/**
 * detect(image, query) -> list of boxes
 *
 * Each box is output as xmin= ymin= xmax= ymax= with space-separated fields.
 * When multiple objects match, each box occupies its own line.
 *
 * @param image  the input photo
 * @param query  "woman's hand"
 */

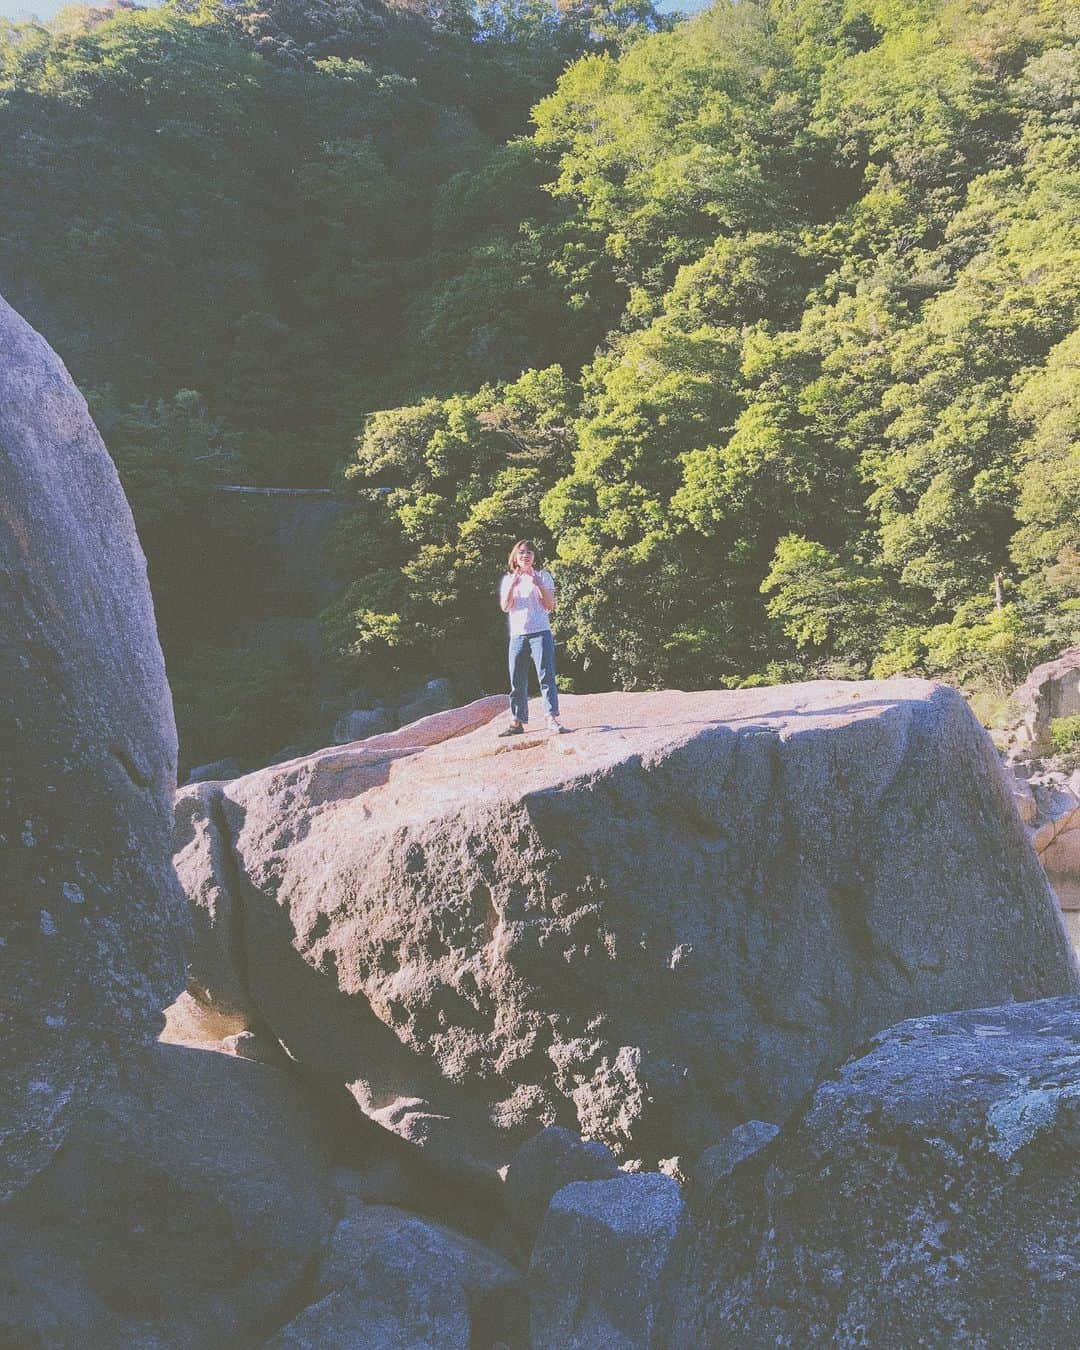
xmin=501 ymin=570 xmax=522 ymax=612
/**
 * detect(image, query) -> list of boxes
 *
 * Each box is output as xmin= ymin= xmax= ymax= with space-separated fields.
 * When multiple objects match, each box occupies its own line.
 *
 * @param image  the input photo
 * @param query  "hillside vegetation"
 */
xmin=2 ymin=0 xmax=1077 ymax=749
xmin=328 ymin=0 xmax=1079 ymax=701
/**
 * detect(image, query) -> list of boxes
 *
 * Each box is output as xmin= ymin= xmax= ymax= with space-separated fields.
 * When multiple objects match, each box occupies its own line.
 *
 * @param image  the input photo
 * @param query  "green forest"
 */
xmin=2 ymin=0 xmax=1077 ymax=761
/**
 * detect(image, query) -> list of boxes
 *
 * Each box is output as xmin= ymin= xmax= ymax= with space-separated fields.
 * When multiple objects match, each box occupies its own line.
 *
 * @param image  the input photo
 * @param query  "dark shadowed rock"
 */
xmin=0 ymin=1043 xmax=334 ymax=1348
xmin=0 ymin=293 xmax=187 ymax=1200
xmin=664 ymin=996 xmax=1080 ymax=1348
xmin=186 ymin=757 xmax=242 ymax=785
xmin=332 ymin=707 xmax=393 ymax=745
xmin=267 ymin=1202 xmax=524 ymax=1348
xmin=174 ymin=682 xmax=1078 ymax=1176
xmin=530 ymin=1173 xmax=685 ymax=1349
xmin=504 ymin=1125 xmax=620 ymax=1255
xmin=173 ymin=781 xmax=253 ymax=1021
xmin=397 ymin=677 xmax=455 ymax=727
xmin=689 ymin=1121 xmax=779 ymax=1201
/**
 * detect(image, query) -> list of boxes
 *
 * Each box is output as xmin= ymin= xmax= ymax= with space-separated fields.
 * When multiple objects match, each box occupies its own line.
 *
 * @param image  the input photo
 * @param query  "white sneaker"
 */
xmin=546 ymin=716 xmax=569 ymax=734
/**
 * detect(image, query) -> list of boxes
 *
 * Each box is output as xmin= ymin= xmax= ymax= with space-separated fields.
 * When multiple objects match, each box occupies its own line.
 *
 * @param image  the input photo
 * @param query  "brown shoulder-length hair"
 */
xmin=507 ymin=539 xmax=539 ymax=571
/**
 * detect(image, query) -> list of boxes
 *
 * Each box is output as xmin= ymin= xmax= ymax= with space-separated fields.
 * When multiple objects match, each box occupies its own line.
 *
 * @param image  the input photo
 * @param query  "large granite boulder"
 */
xmin=0 ymin=294 xmax=187 ymax=1200
xmin=0 ymin=1044 xmax=334 ymax=1348
xmin=663 ymin=996 xmax=1080 ymax=1348
xmin=175 ymin=682 xmax=1079 ymax=1173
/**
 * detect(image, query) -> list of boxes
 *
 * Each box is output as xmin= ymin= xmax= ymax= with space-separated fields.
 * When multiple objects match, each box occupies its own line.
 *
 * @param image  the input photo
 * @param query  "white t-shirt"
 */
xmin=500 ymin=570 xmax=554 ymax=638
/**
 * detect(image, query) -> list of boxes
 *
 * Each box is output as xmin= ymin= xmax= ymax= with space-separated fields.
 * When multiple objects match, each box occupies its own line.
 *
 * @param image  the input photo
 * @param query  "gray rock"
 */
xmin=1010 ymin=771 xmax=1038 ymax=824
xmin=267 ymin=1204 xmax=524 ymax=1348
xmin=530 ymin=1173 xmax=685 ymax=1349
xmin=397 ymin=677 xmax=455 ymax=726
xmin=689 ymin=1120 xmax=779 ymax=1199
xmin=0 ymin=1043 xmax=334 ymax=1348
xmin=0 ymin=292 xmax=188 ymax=1200
xmin=186 ymin=757 xmax=242 ymax=784
xmin=173 ymin=781 xmax=253 ymax=1021
xmin=180 ymin=697 xmax=514 ymax=1178
xmin=332 ymin=1159 xmax=417 ymax=1211
xmin=504 ymin=1125 xmax=620 ymax=1255
xmin=174 ymin=683 xmax=1079 ymax=1177
xmin=664 ymin=996 xmax=1080 ymax=1348
xmin=1014 ymin=646 xmax=1080 ymax=751
xmin=332 ymin=707 xmax=394 ymax=744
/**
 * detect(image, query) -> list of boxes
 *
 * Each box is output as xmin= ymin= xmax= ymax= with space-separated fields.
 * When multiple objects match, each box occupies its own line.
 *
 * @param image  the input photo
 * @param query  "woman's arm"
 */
xmin=500 ymin=573 xmax=519 ymax=613
xmin=536 ymin=570 xmax=556 ymax=612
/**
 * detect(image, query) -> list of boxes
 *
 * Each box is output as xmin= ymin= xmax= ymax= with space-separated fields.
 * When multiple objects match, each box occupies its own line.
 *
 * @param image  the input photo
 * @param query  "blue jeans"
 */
xmin=509 ymin=630 xmax=559 ymax=723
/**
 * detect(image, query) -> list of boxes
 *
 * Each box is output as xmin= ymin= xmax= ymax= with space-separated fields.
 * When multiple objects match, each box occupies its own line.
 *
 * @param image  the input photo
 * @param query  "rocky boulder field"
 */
xmin=4 ymin=293 xmax=1080 ymax=1347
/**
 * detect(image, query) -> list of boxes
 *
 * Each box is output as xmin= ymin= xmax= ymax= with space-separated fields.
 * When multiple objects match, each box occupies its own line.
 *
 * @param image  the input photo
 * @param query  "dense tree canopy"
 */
xmin=2 ymin=0 xmax=1077 ymax=763
xmin=332 ymin=0 xmax=1078 ymax=702
xmin=0 ymin=0 xmax=663 ymax=488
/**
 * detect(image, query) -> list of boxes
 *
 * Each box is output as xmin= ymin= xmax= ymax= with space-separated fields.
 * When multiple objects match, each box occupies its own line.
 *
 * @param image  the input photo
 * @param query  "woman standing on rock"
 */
xmin=498 ymin=540 xmax=568 ymax=735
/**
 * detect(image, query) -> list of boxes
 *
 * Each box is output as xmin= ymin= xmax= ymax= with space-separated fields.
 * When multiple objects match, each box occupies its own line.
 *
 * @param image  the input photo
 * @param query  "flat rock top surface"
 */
xmin=244 ymin=680 xmax=943 ymax=826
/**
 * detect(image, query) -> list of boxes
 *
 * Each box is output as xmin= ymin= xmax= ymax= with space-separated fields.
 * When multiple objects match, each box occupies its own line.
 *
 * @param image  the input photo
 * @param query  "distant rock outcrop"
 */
xmin=0 ymin=293 xmax=188 ymax=1200
xmin=663 ymin=996 xmax=1080 ymax=1347
xmin=1014 ymin=646 xmax=1080 ymax=754
xmin=174 ymin=681 xmax=1079 ymax=1176
xmin=999 ymin=648 xmax=1080 ymax=949
xmin=1028 ymin=770 xmax=1080 ymax=922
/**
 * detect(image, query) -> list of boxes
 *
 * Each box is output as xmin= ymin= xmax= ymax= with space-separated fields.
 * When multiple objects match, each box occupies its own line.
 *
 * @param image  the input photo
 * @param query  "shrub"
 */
xmin=1049 ymin=715 xmax=1080 ymax=756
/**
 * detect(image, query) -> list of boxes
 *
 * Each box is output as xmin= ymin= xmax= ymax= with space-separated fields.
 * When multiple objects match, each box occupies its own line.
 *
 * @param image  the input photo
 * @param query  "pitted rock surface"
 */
xmin=663 ymin=996 xmax=1080 ymax=1348
xmin=176 ymin=682 xmax=1079 ymax=1171
xmin=0 ymin=293 xmax=187 ymax=1200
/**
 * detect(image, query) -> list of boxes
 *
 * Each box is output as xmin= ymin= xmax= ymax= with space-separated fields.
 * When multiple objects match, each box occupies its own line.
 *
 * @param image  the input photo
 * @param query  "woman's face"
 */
xmin=515 ymin=545 xmax=535 ymax=570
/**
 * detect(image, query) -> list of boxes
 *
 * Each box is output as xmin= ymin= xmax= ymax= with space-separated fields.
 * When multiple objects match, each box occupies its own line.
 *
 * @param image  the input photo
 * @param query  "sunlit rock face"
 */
xmin=174 ymin=681 xmax=1078 ymax=1175
xmin=0 ymin=292 xmax=188 ymax=1201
